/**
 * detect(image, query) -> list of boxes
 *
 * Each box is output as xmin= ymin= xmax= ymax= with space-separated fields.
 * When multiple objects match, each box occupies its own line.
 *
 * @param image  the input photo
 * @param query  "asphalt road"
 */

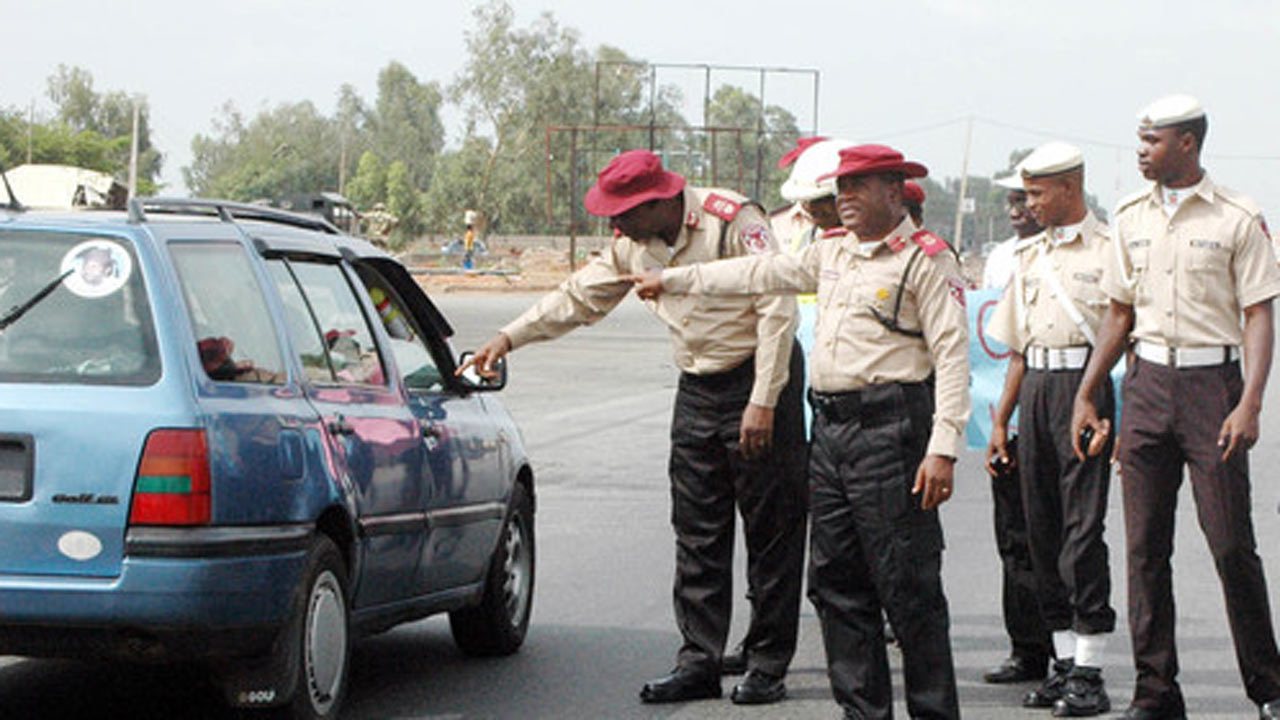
xmin=3 ymin=290 xmax=1280 ymax=719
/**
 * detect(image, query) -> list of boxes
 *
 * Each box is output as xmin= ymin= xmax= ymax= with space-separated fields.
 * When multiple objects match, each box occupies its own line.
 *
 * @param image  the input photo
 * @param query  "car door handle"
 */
xmin=328 ymin=415 xmax=355 ymax=436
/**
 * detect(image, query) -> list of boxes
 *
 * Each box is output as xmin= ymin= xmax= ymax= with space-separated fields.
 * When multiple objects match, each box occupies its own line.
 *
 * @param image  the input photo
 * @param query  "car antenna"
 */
xmin=0 ymin=158 xmax=24 ymax=211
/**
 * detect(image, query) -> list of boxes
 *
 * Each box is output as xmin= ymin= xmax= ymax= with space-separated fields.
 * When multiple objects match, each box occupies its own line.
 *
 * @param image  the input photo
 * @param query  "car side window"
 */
xmin=282 ymin=260 xmax=386 ymax=387
xmin=169 ymin=243 xmax=285 ymax=384
xmin=353 ymin=266 xmax=444 ymax=392
xmin=265 ymin=260 xmax=334 ymax=384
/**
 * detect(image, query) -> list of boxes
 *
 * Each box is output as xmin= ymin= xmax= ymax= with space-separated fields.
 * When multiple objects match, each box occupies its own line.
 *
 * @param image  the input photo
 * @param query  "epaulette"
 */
xmin=910 ymin=229 xmax=951 ymax=257
xmin=1114 ymin=185 xmax=1152 ymax=215
xmin=702 ymin=193 xmax=742 ymax=222
xmin=821 ymin=227 xmax=849 ymax=240
xmin=1213 ymin=184 xmax=1263 ymax=218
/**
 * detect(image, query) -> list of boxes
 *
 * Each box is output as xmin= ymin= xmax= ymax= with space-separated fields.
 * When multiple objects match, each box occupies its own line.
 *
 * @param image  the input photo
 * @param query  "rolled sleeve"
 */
xmin=986 ymin=281 xmax=1024 ymax=352
xmin=1235 ymin=215 xmax=1280 ymax=309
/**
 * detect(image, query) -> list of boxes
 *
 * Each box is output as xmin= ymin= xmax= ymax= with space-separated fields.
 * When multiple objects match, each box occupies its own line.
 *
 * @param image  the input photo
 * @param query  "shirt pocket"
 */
xmin=1185 ymin=239 xmax=1230 ymax=302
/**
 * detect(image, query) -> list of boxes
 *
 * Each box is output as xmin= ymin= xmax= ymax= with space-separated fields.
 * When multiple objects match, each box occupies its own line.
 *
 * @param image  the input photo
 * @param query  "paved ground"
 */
xmin=3 ymin=290 xmax=1279 ymax=719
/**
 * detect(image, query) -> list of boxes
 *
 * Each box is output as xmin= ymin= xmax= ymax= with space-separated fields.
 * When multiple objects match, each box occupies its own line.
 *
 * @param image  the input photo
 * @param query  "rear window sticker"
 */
xmin=60 ymin=239 xmax=132 ymax=298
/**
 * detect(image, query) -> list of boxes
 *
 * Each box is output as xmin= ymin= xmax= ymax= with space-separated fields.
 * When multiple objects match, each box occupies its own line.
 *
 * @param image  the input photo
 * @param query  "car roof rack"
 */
xmin=128 ymin=197 xmax=340 ymax=234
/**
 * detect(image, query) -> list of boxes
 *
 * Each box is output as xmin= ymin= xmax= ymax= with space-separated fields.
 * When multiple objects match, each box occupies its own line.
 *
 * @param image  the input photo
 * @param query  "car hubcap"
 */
xmin=305 ymin=570 xmax=347 ymax=714
xmin=502 ymin=516 xmax=531 ymax=629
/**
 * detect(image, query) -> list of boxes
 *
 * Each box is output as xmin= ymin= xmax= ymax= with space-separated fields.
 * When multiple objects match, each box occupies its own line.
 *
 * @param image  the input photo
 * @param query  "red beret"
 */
xmin=583 ymin=150 xmax=686 ymax=217
xmin=777 ymin=136 xmax=830 ymax=169
xmin=819 ymin=144 xmax=928 ymax=182
xmin=903 ymin=181 xmax=926 ymax=206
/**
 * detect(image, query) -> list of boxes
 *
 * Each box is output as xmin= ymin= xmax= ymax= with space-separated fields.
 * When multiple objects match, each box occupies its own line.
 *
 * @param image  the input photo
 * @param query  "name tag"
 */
xmin=820 ymin=269 xmax=841 ymax=281
xmin=1128 ymin=239 xmax=1151 ymax=249
xmin=1072 ymin=271 xmax=1101 ymax=284
xmin=1189 ymin=239 xmax=1223 ymax=250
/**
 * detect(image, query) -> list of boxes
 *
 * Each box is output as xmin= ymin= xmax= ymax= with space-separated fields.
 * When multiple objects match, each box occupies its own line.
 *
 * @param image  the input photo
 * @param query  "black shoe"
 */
xmin=984 ymin=655 xmax=1049 ymax=684
xmin=721 ymin=646 xmax=748 ymax=675
xmin=1023 ymin=659 xmax=1074 ymax=708
xmin=1121 ymin=704 xmax=1186 ymax=720
xmin=1052 ymin=666 xmax=1110 ymax=717
xmin=1261 ymin=698 xmax=1280 ymax=720
xmin=639 ymin=668 xmax=721 ymax=703
xmin=730 ymin=669 xmax=786 ymax=705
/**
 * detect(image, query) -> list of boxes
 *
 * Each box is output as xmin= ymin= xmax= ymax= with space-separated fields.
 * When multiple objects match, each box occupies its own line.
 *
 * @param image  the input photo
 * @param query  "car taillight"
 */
xmin=129 ymin=429 xmax=212 ymax=526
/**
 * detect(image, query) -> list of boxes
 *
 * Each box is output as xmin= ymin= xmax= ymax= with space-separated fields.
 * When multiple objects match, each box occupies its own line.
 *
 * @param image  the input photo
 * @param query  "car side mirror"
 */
xmin=457 ymin=351 xmax=507 ymax=391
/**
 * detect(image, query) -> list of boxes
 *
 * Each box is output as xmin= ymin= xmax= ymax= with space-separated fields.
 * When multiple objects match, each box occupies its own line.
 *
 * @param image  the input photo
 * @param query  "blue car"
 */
xmin=0 ymin=198 xmax=535 ymax=719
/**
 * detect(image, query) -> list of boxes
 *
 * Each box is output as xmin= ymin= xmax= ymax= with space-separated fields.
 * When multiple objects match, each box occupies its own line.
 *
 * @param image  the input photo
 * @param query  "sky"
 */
xmin=5 ymin=0 xmax=1280 ymax=243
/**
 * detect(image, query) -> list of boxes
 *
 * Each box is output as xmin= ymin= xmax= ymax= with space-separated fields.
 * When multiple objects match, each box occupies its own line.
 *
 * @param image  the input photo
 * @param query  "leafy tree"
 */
xmin=345 ymin=151 xmax=387 ymax=210
xmin=369 ymin=62 xmax=444 ymax=191
xmin=705 ymin=85 xmax=799 ymax=210
xmin=45 ymin=65 xmax=162 ymax=193
xmin=384 ymin=159 xmax=423 ymax=244
xmin=184 ymin=100 xmax=341 ymax=201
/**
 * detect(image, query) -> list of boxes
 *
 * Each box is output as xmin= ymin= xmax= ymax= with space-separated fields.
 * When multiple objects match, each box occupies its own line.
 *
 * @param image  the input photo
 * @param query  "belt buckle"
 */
xmin=1167 ymin=346 xmax=1177 ymax=368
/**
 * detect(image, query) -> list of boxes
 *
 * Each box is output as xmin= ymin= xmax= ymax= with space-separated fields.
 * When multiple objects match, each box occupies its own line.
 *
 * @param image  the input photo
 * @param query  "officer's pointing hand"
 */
xmin=456 ymin=333 xmax=511 ymax=379
xmin=626 ymin=269 xmax=665 ymax=301
xmin=913 ymin=454 xmax=955 ymax=510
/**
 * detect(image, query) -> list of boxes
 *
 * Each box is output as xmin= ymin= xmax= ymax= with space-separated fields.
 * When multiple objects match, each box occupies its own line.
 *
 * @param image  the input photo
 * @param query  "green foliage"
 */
xmin=184 ymin=101 xmax=341 ymax=201
xmin=705 ymin=85 xmax=799 ymax=210
xmin=371 ymin=62 xmax=444 ymax=190
xmin=345 ymin=151 xmax=386 ymax=209
xmin=384 ymin=160 xmax=422 ymax=245
xmin=44 ymin=64 xmax=162 ymax=191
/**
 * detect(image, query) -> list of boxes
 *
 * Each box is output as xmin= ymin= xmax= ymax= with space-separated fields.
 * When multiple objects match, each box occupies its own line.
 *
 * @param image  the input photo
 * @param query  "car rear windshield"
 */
xmin=0 ymin=229 xmax=159 ymax=385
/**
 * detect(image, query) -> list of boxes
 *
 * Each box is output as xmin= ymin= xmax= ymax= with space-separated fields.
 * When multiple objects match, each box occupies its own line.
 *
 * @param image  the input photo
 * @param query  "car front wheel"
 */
xmin=449 ymin=483 xmax=534 ymax=656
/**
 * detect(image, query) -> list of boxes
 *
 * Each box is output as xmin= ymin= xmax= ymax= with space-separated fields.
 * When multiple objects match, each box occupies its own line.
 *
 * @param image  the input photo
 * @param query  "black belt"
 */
xmin=809 ymin=379 xmax=931 ymax=423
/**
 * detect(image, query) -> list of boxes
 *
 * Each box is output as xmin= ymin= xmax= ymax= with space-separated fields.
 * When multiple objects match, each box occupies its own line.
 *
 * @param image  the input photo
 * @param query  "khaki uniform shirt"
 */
xmin=501 ymin=186 xmax=797 ymax=408
xmin=1101 ymin=174 xmax=1280 ymax=346
xmin=989 ymin=213 xmax=1110 ymax=352
xmin=662 ymin=215 xmax=970 ymax=458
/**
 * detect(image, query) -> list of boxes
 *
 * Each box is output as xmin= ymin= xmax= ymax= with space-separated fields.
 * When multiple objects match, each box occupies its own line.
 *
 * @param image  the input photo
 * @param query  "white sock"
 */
xmin=1074 ymin=632 xmax=1108 ymax=669
xmin=1053 ymin=630 xmax=1077 ymax=661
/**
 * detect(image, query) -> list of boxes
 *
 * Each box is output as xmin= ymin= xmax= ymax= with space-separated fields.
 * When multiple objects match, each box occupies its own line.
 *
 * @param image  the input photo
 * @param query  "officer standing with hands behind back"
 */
xmin=1072 ymin=94 xmax=1280 ymax=720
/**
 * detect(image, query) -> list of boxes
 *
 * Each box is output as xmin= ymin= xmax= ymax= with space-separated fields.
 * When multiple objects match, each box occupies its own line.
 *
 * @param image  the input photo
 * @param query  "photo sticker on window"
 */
xmin=60 ymin=240 xmax=132 ymax=298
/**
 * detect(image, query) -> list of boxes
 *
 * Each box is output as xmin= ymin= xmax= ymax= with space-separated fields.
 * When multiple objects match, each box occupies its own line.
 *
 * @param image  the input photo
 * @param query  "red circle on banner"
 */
xmin=977 ymin=298 xmax=1013 ymax=360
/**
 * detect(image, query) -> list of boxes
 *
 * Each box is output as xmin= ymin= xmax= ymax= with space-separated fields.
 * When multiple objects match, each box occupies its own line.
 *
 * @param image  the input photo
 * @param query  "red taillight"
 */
xmin=129 ymin=429 xmax=212 ymax=526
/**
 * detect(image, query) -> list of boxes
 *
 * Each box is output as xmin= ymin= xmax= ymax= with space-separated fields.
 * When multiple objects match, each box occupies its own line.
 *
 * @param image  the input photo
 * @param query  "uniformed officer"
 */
xmin=461 ymin=150 xmax=807 ymax=706
xmin=986 ymin=142 xmax=1116 ymax=717
xmin=719 ymin=136 xmax=850 ymax=677
xmin=632 ymin=143 xmax=969 ymax=720
xmin=1071 ymin=95 xmax=1280 ymax=720
xmin=980 ymin=162 xmax=1054 ymax=689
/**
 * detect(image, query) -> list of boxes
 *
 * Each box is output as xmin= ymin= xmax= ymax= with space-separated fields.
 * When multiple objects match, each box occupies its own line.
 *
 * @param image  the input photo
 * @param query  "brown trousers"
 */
xmin=1120 ymin=357 xmax=1280 ymax=711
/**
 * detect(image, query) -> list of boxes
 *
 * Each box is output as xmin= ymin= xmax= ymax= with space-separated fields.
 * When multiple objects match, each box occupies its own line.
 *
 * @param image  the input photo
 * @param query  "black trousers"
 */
xmin=808 ymin=380 xmax=959 ymax=720
xmin=1120 ymin=358 xmax=1280 ymax=711
xmin=990 ymin=437 xmax=1052 ymax=663
xmin=669 ymin=340 xmax=807 ymax=677
xmin=1017 ymin=368 xmax=1116 ymax=636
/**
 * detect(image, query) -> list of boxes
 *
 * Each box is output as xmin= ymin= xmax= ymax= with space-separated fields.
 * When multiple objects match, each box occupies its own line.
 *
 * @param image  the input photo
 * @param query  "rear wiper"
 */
xmin=0 ymin=269 xmax=73 ymax=331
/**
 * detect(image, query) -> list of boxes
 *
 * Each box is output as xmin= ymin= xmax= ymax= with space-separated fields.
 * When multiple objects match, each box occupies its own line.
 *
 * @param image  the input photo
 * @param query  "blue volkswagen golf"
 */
xmin=0 ymin=198 xmax=535 ymax=719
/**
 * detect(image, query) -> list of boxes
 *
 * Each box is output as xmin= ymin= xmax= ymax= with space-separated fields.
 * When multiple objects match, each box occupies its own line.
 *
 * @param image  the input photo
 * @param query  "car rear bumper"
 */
xmin=0 ymin=524 xmax=312 ymax=661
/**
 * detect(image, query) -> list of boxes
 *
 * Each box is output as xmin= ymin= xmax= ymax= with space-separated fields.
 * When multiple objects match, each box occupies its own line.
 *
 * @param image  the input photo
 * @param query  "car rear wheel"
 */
xmin=449 ymin=483 xmax=534 ymax=656
xmin=274 ymin=536 xmax=350 ymax=720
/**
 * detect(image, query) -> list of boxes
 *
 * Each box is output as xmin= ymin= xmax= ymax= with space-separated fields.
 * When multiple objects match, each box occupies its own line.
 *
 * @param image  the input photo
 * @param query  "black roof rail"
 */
xmin=128 ymin=197 xmax=341 ymax=234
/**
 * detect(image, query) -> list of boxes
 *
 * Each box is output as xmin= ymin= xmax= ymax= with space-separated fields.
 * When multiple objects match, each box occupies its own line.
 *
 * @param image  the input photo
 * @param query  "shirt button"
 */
xmin=1165 ymin=310 xmax=1173 ymax=317
xmin=1165 ymin=268 xmax=1173 ymax=275
xmin=1168 ymin=225 xmax=1175 ymax=232
xmin=681 ymin=317 xmax=689 ymax=326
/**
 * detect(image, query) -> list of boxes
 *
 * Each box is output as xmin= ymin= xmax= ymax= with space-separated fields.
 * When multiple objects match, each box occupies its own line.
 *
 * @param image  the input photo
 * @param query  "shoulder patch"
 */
xmin=821 ymin=226 xmax=849 ymax=240
xmin=740 ymin=223 xmax=772 ymax=254
xmin=885 ymin=234 xmax=909 ymax=253
xmin=702 ymin=193 xmax=742 ymax=222
xmin=911 ymin=229 xmax=951 ymax=257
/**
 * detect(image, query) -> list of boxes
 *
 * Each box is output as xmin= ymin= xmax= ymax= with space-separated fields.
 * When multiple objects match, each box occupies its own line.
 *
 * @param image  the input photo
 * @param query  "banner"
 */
xmin=964 ymin=288 xmax=1123 ymax=450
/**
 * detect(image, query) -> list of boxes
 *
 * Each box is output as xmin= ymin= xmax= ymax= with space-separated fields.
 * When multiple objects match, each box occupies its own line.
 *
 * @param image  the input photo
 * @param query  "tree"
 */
xmin=345 ymin=151 xmax=386 ymax=210
xmin=369 ymin=62 xmax=444 ymax=191
xmin=384 ymin=160 xmax=423 ymax=244
xmin=184 ymin=100 xmax=341 ymax=201
xmin=45 ymin=65 xmax=162 ymax=193
xmin=705 ymin=85 xmax=800 ymax=210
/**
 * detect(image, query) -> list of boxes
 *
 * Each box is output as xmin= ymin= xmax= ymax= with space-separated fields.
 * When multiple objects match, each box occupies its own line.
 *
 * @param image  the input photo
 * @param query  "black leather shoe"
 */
xmin=1260 ymin=698 xmax=1280 ymax=719
xmin=721 ymin=645 xmax=747 ymax=675
xmin=730 ymin=669 xmax=786 ymax=705
xmin=1052 ymin=666 xmax=1109 ymax=717
xmin=1024 ymin=658 xmax=1074 ymax=708
xmin=984 ymin=655 xmax=1049 ymax=684
xmin=639 ymin=668 xmax=721 ymax=703
xmin=1121 ymin=704 xmax=1186 ymax=720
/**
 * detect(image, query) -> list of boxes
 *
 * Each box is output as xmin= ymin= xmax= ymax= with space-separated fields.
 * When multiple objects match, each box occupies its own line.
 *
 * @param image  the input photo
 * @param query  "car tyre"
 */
xmin=269 ymin=536 xmax=351 ymax=720
xmin=449 ymin=483 xmax=534 ymax=656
